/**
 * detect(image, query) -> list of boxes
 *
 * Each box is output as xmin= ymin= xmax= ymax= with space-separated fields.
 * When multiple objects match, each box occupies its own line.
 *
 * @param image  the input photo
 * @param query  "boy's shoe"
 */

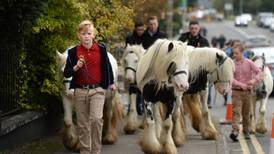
xmin=229 ymin=133 xmax=239 ymax=142
xmin=243 ymin=132 xmax=251 ymax=140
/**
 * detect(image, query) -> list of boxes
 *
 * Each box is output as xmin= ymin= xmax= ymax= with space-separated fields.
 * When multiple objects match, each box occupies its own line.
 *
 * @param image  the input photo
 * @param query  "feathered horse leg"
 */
xmin=62 ymin=92 xmax=80 ymax=151
xmin=123 ymin=93 xmax=139 ymax=134
xmin=102 ymin=89 xmax=123 ymax=144
xmin=139 ymin=102 xmax=162 ymax=154
xmin=199 ymin=90 xmax=218 ymax=140
xmin=256 ymin=97 xmax=268 ymax=134
xmin=172 ymin=93 xmax=186 ymax=147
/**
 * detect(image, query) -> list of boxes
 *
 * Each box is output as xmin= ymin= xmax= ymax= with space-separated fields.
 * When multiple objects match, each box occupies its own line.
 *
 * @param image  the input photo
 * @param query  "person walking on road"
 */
xmin=211 ymin=36 xmax=218 ymax=47
xmin=218 ymin=34 xmax=226 ymax=49
xmin=124 ymin=21 xmax=145 ymax=115
xmin=64 ymin=20 xmax=115 ymax=154
xmin=178 ymin=20 xmax=209 ymax=47
xmin=178 ymin=20 xmax=212 ymax=108
xmin=125 ymin=21 xmax=145 ymax=47
xmin=229 ymin=43 xmax=262 ymax=142
xmin=142 ymin=16 xmax=167 ymax=49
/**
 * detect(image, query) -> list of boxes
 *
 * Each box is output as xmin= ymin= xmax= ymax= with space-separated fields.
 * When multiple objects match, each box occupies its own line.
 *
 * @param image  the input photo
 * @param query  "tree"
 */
xmin=1 ymin=0 xmax=134 ymax=110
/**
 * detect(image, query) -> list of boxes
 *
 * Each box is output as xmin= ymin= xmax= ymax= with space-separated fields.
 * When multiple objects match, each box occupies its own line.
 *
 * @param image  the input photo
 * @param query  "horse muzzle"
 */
xmin=176 ymin=82 xmax=189 ymax=92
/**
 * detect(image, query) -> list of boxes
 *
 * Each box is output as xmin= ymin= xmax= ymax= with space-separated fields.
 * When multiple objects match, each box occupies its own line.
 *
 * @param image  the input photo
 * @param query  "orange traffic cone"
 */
xmin=220 ymin=92 xmax=232 ymax=125
xmin=270 ymin=113 xmax=274 ymax=154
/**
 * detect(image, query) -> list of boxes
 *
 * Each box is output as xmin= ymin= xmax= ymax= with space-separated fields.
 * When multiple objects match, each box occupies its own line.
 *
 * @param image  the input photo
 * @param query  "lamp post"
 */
xmin=181 ymin=0 xmax=187 ymax=28
xmin=167 ymin=0 xmax=174 ymax=38
xmin=240 ymin=0 xmax=243 ymax=14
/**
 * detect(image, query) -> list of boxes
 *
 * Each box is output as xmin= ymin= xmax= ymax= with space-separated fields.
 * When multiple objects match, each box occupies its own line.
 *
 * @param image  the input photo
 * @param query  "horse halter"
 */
xmin=210 ymin=56 xmax=230 ymax=85
xmin=167 ymin=62 xmax=188 ymax=83
xmin=63 ymin=79 xmax=72 ymax=84
xmin=124 ymin=51 xmax=138 ymax=73
xmin=125 ymin=66 xmax=136 ymax=73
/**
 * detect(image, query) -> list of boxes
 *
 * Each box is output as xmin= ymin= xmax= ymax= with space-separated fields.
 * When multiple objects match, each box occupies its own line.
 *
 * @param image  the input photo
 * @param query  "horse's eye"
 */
xmin=134 ymin=59 xmax=138 ymax=63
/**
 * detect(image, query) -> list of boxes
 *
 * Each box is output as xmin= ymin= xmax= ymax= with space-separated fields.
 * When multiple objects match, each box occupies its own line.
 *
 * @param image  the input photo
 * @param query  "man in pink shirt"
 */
xmin=230 ymin=43 xmax=262 ymax=142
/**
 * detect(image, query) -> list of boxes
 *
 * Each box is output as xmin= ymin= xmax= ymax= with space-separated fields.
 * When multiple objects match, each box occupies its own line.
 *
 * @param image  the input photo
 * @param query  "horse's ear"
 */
xmin=216 ymin=53 xmax=225 ymax=65
xmin=168 ymin=42 xmax=174 ymax=52
xmin=56 ymin=50 xmax=62 ymax=59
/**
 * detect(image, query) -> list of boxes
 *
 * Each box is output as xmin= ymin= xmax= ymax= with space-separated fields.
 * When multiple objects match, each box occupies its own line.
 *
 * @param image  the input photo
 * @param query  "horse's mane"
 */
xmin=56 ymin=50 xmax=68 ymax=81
xmin=188 ymin=47 xmax=234 ymax=83
xmin=107 ymin=52 xmax=119 ymax=83
xmin=121 ymin=44 xmax=144 ymax=67
xmin=137 ymin=39 xmax=188 ymax=89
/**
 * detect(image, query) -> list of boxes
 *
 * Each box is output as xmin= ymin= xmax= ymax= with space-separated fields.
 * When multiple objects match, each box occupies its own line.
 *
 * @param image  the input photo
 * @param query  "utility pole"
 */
xmin=240 ymin=0 xmax=243 ymax=14
xmin=167 ymin=0 xmax=173 ymax=38
xmin=181 ymin=0 xmax=187 ymax=30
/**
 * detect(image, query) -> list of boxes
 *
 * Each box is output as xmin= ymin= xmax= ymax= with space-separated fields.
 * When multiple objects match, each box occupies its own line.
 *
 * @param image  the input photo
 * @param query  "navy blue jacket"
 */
xmin=178 ymin=32 xmax=209 ymax=47
xmin=64 ymin=44 xmax=114 ymax=89
xmin=142 ymin=29 xmax=167 ymax=49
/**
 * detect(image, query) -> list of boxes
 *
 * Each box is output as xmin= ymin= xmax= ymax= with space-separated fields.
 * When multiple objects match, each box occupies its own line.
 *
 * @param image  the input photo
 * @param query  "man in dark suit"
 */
xmin=142 ymin=16 xmax=167 ymax=49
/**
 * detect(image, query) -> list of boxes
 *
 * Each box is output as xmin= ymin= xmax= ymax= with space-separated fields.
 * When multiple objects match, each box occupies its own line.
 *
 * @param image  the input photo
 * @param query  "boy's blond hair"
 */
xmin=77 ymin=20 xmax=97 ymax=36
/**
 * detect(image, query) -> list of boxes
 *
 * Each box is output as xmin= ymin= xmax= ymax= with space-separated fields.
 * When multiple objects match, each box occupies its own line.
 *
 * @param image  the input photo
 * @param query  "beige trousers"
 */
xmin=74 ymin=87 xmax=106 ymax=154
xmin=232 ymin=89 xmax=253 ymax=134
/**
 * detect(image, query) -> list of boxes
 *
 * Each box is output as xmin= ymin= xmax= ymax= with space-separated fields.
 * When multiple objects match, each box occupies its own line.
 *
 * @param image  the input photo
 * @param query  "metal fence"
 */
xmin=0 ymin=46 xmax=20 ymax=117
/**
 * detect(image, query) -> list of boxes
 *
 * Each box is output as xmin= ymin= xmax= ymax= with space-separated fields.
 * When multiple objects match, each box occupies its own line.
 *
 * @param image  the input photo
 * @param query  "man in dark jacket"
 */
xmin=142 ymin=16 xmax=167 ymax=49
xmin=178 ymin=21 xmax=212 ymax=108
xmin=178 ymin=21 xmax=209 ymax=47
xmin=125 ymin=21 xmax=145 ymax=46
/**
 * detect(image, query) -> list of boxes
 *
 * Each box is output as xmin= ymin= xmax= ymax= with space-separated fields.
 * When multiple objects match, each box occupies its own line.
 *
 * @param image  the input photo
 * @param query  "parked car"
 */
xmin=234 ymin=15 xmax=248 ymax=27
xmin=270 ymin=23 xmax=274 ymax=32
xmin=247 ymin=47 xmax=274 ymax=89
xmin=261 ymin=17 xmax=274 ymax=28
xmin=241 ymin=13 xmax=253 ymax=22
xmin=257 ymin=12 xmax=274 ymax=27
xmin=244 ymin=35 xmax=271 ymax=48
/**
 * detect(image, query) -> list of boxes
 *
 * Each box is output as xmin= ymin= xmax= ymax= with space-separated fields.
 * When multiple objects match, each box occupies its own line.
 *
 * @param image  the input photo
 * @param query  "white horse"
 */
xmin=182 ymin=47 xmax=235 ymax=140
xmin=137 ymin=39 xmax=190 ymax=154
xmin=56 ymin=48 xmax=123 ymax=151
xmin=250 ymin=54 xmax=273 ymax=134
xmin=121 ymin=44 xmax=146 ymax=134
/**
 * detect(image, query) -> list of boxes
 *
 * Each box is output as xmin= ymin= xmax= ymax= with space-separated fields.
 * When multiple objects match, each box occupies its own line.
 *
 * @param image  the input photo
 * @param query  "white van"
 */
xmin=248 ymin=47 xmax=274 ymax=80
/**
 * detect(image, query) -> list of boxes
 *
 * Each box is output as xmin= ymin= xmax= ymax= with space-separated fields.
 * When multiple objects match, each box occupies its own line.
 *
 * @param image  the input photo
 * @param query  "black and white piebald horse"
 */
xmin=182 ymin=46 xmax=235 ymax=140
xmin=250 ymin=54 xmax=273 ymax=134
xmin=136 ymin=39 xmax=190 ymax=154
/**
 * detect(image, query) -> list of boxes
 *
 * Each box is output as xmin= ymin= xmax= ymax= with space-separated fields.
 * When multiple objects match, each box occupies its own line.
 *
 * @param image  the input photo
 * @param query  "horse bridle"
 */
xmin=125 ymin=66 xmax=136 ymax=73
xmin=124 ymin=51 xmax=138 ymax=73
xmin=63 ymin=79 xmax=72 ymax=84
xmin=209 ymin=56 xmax=230 ymax=85
xmin=167 ymin=61 xmax=188 ymax=83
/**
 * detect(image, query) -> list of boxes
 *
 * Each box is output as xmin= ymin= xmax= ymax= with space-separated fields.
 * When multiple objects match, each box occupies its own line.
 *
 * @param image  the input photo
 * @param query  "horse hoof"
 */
xmin=124 ymin=129 xmax=136 ymax=134
xmin=102 ymin=139 xmax=115 ymax=145
xmin=163 ymin=143 xmax=177 ymax=154
xmin=256 ymin=127 xmax=267 ymax=134
xmin=124 ymin=125 xmax=137 ymax=134
xmin=102 ymin=133 xmax=117 ymax=145
xmin=201 ymin=129 xmax=218 ymax=140
xmin=139 ymin=122 xmax=145 ymax=129
xmin=250 ymin=129 xmax=256 ymax=134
